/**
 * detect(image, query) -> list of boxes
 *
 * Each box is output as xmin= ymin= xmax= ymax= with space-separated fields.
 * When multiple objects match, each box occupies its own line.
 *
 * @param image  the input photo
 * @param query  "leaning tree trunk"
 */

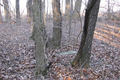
xmin=32 ymin=0 xmax=47 ymax=75
xmin=3 ymin=0 xmax=10 ymax=22
xmin=71 ymin=0 xmax=101 ymax=69
xmin=16 ymin=0 xmax=20 ymax=23
xmin=52 ymin=0 xmax=62 ymax=48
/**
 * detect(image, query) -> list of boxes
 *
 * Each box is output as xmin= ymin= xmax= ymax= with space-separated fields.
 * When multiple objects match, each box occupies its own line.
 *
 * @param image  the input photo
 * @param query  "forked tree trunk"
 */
xmin=16 ymin=0 xmax=20 ymax=23
xmin=3 ymin=0 xmax=10 ymax=22
xmin=71 ymin=0 xmax=100 ymax=69
xmin=32 ymin=0 xmax=47 ymax=75
xmin=52 ymin=0 xmax=62 ymax=48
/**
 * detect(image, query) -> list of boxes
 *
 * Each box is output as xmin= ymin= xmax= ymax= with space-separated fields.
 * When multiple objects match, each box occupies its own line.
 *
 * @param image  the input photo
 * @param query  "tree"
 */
xmin=3 ymin=0 xmax=10 ymax=22
xmin=68 ymin=0 xmax=73 ymax=42
xmin=16 ymin=0 xmax=20 ymax=23
xmin=0 ymin=0 xmax=3 ymax=23
xmin=107 ymin=0 xmax=111 ymax=20
xmin=65 ymin=0 xmax=70 ymax=15
xmin=74 ymin=0 xmax=82 ymax=15
xmin=52 ymin=0 xmax=62 ymax=47
xmin=31 ymin=0 xmax=47 ymax=75
xmin=27 ymin=0 xmax=32 ymax=22
xmin=42 ymin=0 xmax=46 ymax=26
xmin=71 ymin=0 xmax=101 ymax=68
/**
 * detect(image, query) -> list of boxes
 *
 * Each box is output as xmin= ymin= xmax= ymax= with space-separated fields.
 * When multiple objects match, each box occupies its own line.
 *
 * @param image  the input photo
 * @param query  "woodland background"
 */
xmin=0 ymin=0 xmax=120 ymax=80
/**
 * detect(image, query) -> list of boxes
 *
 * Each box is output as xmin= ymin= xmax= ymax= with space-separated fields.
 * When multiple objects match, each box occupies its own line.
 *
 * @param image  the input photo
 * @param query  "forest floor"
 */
xmin=0 ymin=17 xmax=120 ymax=80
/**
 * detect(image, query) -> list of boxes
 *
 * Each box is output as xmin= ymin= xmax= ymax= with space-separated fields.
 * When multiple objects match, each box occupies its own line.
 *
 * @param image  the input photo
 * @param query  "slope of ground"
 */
xmin=0 ymin=18 xmax=120 ymax=80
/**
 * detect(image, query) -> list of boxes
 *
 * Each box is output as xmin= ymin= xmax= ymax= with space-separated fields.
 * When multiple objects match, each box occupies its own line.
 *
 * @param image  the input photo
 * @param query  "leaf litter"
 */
xmin=0 ymin=19 xmax=120 ymax=80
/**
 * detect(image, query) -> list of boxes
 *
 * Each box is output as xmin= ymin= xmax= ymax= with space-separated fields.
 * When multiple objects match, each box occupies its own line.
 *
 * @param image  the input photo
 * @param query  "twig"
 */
xmin=0 ymin=3 xmax=3 ymax=6
xmin=46 ymin=60 xmax=69 ymax=69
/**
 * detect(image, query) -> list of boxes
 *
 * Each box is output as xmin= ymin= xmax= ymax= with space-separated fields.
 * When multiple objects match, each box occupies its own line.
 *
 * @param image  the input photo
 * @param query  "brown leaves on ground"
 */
xmin=0 ymin=19 xmax=120 ymax=80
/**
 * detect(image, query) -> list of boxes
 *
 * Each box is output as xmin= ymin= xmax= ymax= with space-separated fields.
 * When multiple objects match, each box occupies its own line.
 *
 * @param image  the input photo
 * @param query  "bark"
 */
xmin=16 ymin=0 xmax=20 ymax=23
xmin=65 ymin=0 xmax=70 ymax=15
xmin=52 ymin=0 xmax=62 ymax=48
xmin=27 ymin=0 xmax=32 ymax=18
xmin=32 ymin=0 xmax=47 ymax=75
xmin=107 ymin=0 xmax=111 ymax=20
xmin=31 ymin=0 xmax=47 ymax=41
xmin=43 ymin=0 xmax=46 ymax=26
xmin=0 ymin=0 xmax=3 ymax=23
xmin=68 ymin=0 xmax=73 ymax=42
xmin=74 ymin=0 xmax=82 ymax=15
xmin=3 ymin=0 xmax=10 ymax=22
xmin=71 ymin=0 xmax=100 ymax=69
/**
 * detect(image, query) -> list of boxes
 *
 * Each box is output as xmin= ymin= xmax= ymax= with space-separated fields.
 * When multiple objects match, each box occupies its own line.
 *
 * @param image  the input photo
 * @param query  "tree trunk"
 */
xmin=31 ymin=0 xmax=47 ymax=41
xmin=65 ymin=0 xmax=70 ymax=16
xmin=71 ymin=0 xmax=100 ymax=69
xmin=32 ymin=0 xmax=47 ymax=75
xmin=52 ymin=0 xmax=62 ymax=48
xmin=27 ymin=0 xmax=32 ymax=18
xmin=43 ymin=0 xmax=46 ymax=26
xmin=3 ymin=0 xmax=10 ymax=22
xmin=107 ymin=0 xmax=111 ymax=20
xmin=0 ymin=0 xmax=3 ymax=23
xmin=16 ymin=0 xmax=20 ymax=24
xmin=27 ymin=0 xmax=32 ymax=22
xmin=74 ymin=0 xmax=82 ymax=15
xmin=68 ymin=0 xmax=73 ymax=42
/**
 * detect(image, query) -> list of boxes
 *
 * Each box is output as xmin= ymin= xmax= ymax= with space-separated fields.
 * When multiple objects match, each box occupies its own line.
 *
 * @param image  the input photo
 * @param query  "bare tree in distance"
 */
xmin=27 ymin=0 xmax=32 ymax=22
xmin=3 ymin=0 xmax=11 ymax=22
xmin=0 ymin=0 xmax=3 ymax=23
xmin=74 ymin=0 xmax=82 ymax=15
xmin=52 ymin=0 xmax=62 ymax=48
xmin=65 ymin=0 xmax=70 ymax=16
xmin=68 ymin=0 xmax=73 ymax=42
xmin=16 ymin=0 xmax=20 ymax=24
